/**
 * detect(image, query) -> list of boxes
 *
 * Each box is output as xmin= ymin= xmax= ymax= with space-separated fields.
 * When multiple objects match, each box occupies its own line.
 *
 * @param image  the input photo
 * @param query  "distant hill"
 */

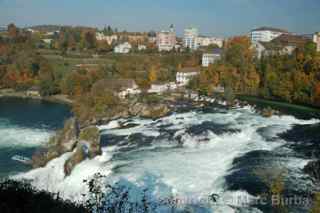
xmin=25 ymin=25 xmax=97 ymax=32
xmin=25 ymin=25 xmax=65 ymax=32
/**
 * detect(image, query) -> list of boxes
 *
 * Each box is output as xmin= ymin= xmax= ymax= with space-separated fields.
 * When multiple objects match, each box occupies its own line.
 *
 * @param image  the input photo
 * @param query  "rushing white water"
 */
xmin=0 ymin=118 xmax=54 ymax=148
xmin=15 ymin=105 xmax=319 ymax=212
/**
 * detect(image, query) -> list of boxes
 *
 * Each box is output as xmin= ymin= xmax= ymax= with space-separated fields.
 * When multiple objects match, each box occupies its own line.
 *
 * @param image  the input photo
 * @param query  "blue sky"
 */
xmin=0 ymin=0 xmax=319 ymax=37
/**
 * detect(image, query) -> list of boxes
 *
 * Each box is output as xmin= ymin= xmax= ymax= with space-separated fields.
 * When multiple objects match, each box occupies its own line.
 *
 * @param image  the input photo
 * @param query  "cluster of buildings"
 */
xmin=100 ymin=25 xmax=224 ymax=54
xmin=155 ymin=26 xmax=223 ymax=52
xmin=183 ymin=27 xmax=224 ymax=50
xmin=250 ymin=27 xmax=320 ymax=58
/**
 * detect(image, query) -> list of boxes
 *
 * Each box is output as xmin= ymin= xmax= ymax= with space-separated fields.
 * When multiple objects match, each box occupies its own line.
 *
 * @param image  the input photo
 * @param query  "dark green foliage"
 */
xmin=0 ymin=180 xmax=87 ymax=213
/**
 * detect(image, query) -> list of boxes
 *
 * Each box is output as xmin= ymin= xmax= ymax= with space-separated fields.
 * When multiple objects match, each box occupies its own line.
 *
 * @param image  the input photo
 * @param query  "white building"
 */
xmin=184 ymin=27 xmax=199 ymax=50
xmin=250 ymin=27 xmax=288 ymax=43
xmin=148 ymin=36 xmax=157 ymax=43
xmin=197 ymin=36 xmax=224 ymax=48
xmin=251 ymin=41 xmax=266 ymax=59
xmin=138 ymin=45 xmax=147 ymax=51
xmin=176 ymin=67 xmax=200 ymax=86
xmin=314 ymin=32 xmax=320 ymax=52
xmin=0 ymin=25 xmax=7 ymax=32
xmin=156 ymin=25 xmax=176 ymax=51
xmin=202 ymin=49 xmax=222 ymax=67
xmin=45 ymin=31 xmax=59 ymax=36
xmin=114 ymin=42 xmax=132 ymax=54
xmin=96 ymin=32 xmax=118 ymax=45
xmin=26 ymin=28 xmax=38 ymax=34
xmin=148 ymin=82 xmax=177 ymax=94
xmin=42 ymin=39 xmax=53 ymax=44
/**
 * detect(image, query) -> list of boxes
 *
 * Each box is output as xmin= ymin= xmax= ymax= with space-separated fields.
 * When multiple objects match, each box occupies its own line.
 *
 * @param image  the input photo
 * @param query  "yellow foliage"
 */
xmin=311 ymin=192 xmax=320 ymax=213
xmin=148 ymin=66 xmax=158 ymax=83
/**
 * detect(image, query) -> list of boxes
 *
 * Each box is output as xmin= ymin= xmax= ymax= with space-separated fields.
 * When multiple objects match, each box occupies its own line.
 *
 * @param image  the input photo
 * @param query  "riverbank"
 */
xmin=238 ymin=95 xmax=320 ymax=119
xmin=0 ymin=89 xmax=73 ymax=106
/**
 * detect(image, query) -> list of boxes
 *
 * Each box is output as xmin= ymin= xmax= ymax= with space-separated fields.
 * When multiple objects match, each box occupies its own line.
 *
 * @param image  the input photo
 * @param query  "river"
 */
xmin=1 ymin=97 xmax=319 ymax=212
xmin=0 ymin=97 xmax=72 ymax=178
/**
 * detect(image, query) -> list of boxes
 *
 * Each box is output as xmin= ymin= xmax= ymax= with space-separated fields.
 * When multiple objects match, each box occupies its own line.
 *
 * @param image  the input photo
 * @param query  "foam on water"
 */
xmin=15 ymin=146 xmax=115 ymax=200
xmin=15 ymin=105 xmax=319 ymax=211
xmin=0 ymin=118 xmax=53 ymax=148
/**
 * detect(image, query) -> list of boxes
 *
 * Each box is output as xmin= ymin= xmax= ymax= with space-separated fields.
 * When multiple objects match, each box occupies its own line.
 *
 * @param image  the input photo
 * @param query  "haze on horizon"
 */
xmin=0 ymin=0 xmax=319 ymax=37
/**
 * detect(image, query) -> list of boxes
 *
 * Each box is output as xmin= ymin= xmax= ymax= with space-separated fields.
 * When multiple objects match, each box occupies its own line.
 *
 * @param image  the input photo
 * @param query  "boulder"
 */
xmin=139 ymin=104 xmax=170 ymax=119
xmin=129 ymin=102 xmax=144 ymax=116
xmin=261 ymin=107 xmax=278 ymax=118
xmin=79 ymin=126 xmax=102 ymax=159
xmin=303 ymin=160 xmax=320 ymax=183
xmin=63 ymin=126 xmax=101 ymax=176
xmin=64 ymin=144 xmax=86 ymax=176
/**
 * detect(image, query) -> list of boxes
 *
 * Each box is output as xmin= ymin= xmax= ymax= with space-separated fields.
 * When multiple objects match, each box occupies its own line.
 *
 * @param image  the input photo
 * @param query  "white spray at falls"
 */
xmin=15 ymin=105 xmax=319 ymax=212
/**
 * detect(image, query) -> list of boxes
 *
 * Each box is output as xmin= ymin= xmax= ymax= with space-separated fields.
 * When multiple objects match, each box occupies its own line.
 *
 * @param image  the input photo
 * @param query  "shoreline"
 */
xmin=238 ymin=95 xmax=320 ymax=113
xmin=0 ymin=90 xmax=73 ymax=106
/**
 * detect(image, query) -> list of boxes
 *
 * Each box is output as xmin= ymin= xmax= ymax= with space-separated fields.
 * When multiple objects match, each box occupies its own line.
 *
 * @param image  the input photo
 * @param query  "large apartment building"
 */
xmin=183 ymin=27 xmax=199 ymax=50
xmin=156 ymin=25 xmax=176 ymax=51
xmin=250 ymin=27 xmax=289 ymax=42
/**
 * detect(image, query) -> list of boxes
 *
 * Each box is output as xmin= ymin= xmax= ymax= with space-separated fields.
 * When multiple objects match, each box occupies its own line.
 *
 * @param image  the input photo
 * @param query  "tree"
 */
xmin=224 ymin=86 xmax=235 ymax=104
xmin=39 ymin=61 xmax=58 ymax=96
xmin=82 ymin=31 xmax=96 ymax=49
xmin=304 ymin=41 xmax=317 ymax=58
xmin=8 ymin=23 xmax=18 ymax=39
xmin=148 ymin=66 xmax=158 ymax=83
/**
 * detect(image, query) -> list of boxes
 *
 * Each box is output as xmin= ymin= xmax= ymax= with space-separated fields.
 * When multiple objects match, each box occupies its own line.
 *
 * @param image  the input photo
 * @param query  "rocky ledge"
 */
xmin=95 ymin=101 xmax=171 ymax=126
xmin=32 ymin=118 xmax=101 ymax=176
xmin=64 ymin=126 xmax=101 ymax=176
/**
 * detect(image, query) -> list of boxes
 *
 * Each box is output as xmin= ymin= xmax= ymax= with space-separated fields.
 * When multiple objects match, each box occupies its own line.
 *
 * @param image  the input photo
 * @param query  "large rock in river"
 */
xmin=32 ymin=118 xmax=80 ymax=168
xmin=129 ymin=103 xmax=170 ymax=119
xmin=64 ymin=126 xmax=101 ymax=176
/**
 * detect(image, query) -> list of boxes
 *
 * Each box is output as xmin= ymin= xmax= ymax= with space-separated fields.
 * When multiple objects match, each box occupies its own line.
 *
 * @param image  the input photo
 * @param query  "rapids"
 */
xmin=14 ymin=103 xmax=320 ymax=212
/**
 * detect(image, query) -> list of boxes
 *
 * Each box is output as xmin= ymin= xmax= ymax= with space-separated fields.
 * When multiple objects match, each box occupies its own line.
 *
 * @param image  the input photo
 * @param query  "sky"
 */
xmin=0 ymin=0 xmax=319 ymax=37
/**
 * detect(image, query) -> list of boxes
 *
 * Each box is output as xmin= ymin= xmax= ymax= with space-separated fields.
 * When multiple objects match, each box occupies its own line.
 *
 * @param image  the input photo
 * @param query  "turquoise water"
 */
xmin=0 ymin=97 xmax=71 ymax=178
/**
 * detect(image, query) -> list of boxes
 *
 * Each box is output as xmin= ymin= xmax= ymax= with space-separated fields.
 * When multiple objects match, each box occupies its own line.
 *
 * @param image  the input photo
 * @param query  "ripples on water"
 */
xmin=13 ymin=103 xmax=320 ymax=212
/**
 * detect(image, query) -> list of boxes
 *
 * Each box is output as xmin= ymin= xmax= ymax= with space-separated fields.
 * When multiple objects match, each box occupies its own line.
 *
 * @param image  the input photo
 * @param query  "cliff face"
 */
xmin=64 ymin=126 xmax=101 ymax=176
xmin=32 ymin=118 xmax=79 ymax=168
xmin=32 ymin=119 xmax=101 ymax=176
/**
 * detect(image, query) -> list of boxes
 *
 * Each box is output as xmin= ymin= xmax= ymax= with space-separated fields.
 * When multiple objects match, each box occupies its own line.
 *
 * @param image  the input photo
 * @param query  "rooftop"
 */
xmin=271 ymin=34 xmax=311 ymax=46
xmin=251 ymin=27 xmax=288 ymax=33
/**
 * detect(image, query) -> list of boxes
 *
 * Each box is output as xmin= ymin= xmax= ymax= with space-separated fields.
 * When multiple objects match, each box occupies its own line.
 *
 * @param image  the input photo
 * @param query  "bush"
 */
xmin=0 ymin=180 xmax=87 ymax=213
